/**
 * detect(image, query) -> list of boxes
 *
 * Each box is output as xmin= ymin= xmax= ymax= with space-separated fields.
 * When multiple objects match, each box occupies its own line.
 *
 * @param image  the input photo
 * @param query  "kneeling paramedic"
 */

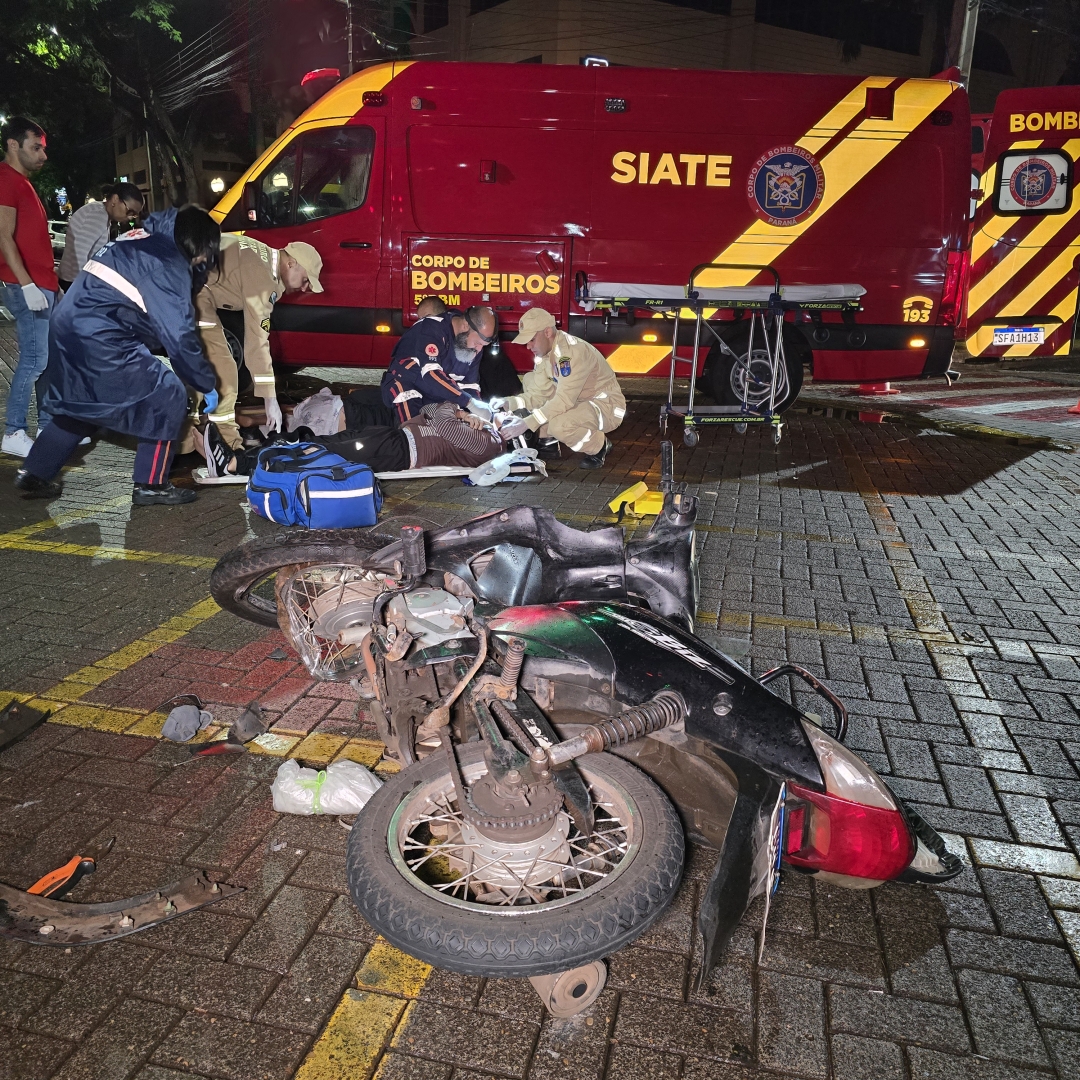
xmin=381 ymin=305 xmax=496 ymax=423
xmin=497 ymin=308 xmax=625 ymax=469
xmin=14 ymin=206 xmax=220 ymax=505
xmin=193 ymin=235 xmax=323 ymax=444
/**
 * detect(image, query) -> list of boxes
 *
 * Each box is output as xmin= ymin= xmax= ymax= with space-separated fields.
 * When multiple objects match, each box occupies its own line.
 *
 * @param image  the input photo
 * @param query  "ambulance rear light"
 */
xmin=363 ymin=92 xmax=386 ymax=107
xmin=642 ymin=333 xmax=658 ymax=342
xmin=908 ymin=337 xmax=927 ymax=348
xmin=937 ymin=249 xmax=969 ymax=328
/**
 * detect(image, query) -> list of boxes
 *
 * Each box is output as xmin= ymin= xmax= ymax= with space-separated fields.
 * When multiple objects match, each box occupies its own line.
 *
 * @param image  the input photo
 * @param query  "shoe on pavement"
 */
xmin=132 ymin=483 xmax=197 ymax=506
xmin=203 ymin=421 xmax=233 ymax=478
xmin=2 ymin=429 xmax=34 ymax=457
xmin=578 ymin=437 xmax=612 ymax=470
xmin=78 ymin=436 xmax=91 ymax=446
xmin=14 ymin=468 xmax=62 ymax=499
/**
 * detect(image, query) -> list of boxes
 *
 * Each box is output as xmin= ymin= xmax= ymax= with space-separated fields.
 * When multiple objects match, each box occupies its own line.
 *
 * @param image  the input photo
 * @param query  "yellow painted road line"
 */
xmin=0 ymin=533 xmax=217 ymax=568
xmin=294 ymin=938 xmax=432 ymax=1080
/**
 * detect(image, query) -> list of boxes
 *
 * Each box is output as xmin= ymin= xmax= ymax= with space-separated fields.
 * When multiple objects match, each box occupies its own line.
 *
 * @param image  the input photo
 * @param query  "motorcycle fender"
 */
xmin=695 ymin=763 xmax=780 ymax=992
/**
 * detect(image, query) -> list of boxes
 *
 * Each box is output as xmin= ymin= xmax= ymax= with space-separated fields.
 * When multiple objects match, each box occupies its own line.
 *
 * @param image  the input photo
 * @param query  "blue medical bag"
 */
xmin=247 ymin=442 xmax=382 ymax=528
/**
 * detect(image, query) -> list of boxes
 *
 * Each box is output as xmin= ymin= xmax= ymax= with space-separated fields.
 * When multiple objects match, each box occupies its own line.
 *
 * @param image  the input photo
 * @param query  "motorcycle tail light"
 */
xmin=783 ymin=719 xmax=914 ymax=881
xmin=784 ymin=784 xmax=914 ymax=881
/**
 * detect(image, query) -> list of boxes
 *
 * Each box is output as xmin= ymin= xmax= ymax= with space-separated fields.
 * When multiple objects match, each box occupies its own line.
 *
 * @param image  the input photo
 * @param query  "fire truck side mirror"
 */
xmin=242 ymin=181 xmax=258 ymax=224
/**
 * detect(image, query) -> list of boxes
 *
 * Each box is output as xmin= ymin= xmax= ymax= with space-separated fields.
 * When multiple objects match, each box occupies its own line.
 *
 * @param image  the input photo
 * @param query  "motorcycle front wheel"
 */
xmin=210 ymin=530 xmax=386 ymax=627
xmin=347 ymin=744 xmax=684 ymax=977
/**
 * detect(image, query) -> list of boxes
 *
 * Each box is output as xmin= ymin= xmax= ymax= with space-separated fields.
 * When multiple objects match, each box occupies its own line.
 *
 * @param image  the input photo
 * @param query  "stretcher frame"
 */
xmin=579 ymin=264 xmax=864 ymax=447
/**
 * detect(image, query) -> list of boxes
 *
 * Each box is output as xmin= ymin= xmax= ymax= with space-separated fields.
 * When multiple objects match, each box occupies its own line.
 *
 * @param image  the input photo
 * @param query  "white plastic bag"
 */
xmin=271 ymin=758 xmax=382 ymax=815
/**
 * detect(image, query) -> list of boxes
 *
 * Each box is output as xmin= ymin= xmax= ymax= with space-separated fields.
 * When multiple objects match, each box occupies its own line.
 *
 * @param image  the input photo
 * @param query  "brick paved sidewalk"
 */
xmin=2 ymin=318 xmax=1080 ymax=1079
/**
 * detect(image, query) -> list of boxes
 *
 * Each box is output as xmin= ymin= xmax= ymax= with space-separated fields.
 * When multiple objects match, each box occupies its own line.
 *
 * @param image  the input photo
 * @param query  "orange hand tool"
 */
xmin=27 ymin=837 xmax=115 ymax=900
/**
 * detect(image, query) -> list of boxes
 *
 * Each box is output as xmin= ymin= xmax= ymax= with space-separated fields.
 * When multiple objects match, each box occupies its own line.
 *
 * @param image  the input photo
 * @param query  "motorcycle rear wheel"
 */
xmin=210 ymin=530 xmax=387 ymax=628
xmin=347 ymin=744 xmax=684 ymax=977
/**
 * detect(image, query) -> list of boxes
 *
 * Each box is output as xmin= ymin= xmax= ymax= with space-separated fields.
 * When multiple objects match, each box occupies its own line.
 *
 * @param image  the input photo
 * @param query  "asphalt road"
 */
xmin=1 ymin=323 xmax=1079 ymax=1080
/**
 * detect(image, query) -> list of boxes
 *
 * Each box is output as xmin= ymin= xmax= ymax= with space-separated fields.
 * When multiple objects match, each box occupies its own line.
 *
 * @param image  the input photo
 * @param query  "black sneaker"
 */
xmin=14 ymin=468 xmax=62 ymax=498
xmin=203 ymin=422 xmax=233 ymax=478
xmin=578 ymin=437 xmax=612 ymax=470
xmin=132 ymin=483 xmax=197 ymax=506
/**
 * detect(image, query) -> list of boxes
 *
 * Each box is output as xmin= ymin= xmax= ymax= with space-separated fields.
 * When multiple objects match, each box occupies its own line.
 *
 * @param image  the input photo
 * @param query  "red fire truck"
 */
xmin=965 ymin=87 xmax=1080 ymax=359
xmin=211 ymin=61 xmax=970 ymax=406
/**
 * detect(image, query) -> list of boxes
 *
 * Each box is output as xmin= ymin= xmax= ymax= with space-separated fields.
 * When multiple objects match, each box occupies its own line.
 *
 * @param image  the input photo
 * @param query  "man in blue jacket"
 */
xmin=14 ymin=205 xmax=220 ymax=506
xmin=381 ymin=305 xmax=497 ymax=423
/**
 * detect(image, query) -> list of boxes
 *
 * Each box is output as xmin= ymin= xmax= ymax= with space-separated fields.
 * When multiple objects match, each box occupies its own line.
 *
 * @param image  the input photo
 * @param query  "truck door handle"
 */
xmin=340 ymin=241 xmax=372 ymax=249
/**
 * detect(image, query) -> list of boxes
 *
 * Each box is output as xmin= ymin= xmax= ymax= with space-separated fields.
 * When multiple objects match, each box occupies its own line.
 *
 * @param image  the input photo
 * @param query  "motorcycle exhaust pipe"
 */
xmin=545 ymin=690 xmax=686 ymax=766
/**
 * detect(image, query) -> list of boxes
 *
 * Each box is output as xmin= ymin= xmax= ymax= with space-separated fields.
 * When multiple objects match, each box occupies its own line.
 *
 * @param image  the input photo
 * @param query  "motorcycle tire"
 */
xmin=702 ymin=321 xmax=807 ymax=413
xmin=210 ymin=530 xmax=388 ymax=628
xmin=347 ymin=745 xmax=685 ymax=977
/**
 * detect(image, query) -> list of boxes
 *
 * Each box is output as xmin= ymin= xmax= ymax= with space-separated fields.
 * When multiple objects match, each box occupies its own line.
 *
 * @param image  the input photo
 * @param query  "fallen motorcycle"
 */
xmin=211 ymin=443 xmax=962 ymax=1013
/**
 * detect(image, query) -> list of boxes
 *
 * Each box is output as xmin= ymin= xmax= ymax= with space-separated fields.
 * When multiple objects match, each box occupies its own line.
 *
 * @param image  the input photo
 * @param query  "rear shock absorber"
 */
xmin=546 ymin=690 xmax=686 ymax=766
xmin=499 ymin=637 xmax=526 ymax=689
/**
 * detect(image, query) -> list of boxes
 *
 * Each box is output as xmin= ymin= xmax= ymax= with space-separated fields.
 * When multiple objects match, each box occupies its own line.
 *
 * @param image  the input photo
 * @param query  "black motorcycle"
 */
xmin=211 ymin=444 xmax=961 ymax=1014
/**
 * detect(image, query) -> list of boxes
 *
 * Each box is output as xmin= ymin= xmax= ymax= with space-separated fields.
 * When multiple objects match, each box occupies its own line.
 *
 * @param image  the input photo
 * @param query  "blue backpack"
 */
xmin=247 ymin=442 xmax=382 ymax=528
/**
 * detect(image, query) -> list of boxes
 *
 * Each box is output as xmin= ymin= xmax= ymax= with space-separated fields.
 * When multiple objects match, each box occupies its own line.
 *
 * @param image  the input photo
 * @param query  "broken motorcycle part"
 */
xmin=232 ymin=700 xmax=267 ymax=743
xmin=545 ymin=690 xmax=686 ymax=765
xmin=0 ymin=871 xmax=242 ymax=945
xmin=0 ymin=699 xmax=51 ymax=753
xmin=529 ymin=961 xmax=607 ymax=1017
xmin=28 ymin=837 xmax=115 ymax=901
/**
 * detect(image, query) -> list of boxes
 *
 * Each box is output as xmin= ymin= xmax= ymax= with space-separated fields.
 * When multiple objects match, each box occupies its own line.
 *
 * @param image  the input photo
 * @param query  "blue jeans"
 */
xmin=3 ymin=281 xmax=54 ymax=435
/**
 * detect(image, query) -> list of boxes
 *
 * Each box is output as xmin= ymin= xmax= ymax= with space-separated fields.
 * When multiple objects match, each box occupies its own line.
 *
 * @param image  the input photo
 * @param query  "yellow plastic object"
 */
xmin=608 ymin=482 xmax=648 ymax=513
xmin=631 ymin=491 xmax=666 ymax=516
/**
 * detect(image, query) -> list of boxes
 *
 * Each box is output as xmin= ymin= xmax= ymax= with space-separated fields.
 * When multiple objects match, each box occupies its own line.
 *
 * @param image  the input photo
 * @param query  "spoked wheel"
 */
xmin=704 ymin=323 xmax=806 ymax=412
xmin=275 ymin=562 xmax=393 ymax=680
xmin=210 ymin=531 xmax=386 ymax=628
xmin=347 ymin=744 xmax=684 ymax=977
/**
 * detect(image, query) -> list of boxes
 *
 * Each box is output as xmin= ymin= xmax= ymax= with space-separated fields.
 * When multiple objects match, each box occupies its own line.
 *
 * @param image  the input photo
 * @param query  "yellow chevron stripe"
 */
xmin=694 ymin=79 xmax=954 ymax=290
xmin=971 ymin=141 xmax=1044 ymax=261
xmin=969 ymin=138 xmax=1080 ymax=285
xmin=606 ymin=78 xmax=954 ymax=373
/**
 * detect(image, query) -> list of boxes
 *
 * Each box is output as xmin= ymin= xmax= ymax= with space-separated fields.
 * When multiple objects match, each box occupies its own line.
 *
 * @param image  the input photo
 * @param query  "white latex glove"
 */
xmin=21 ymin=283 xmax=48 ymax=311
xmin=488 ymin=396 xmax=508 ymax=412
xmin=498 ymin=415 xmax=530 ymax=441
xmin=264 ymin=395 xmax=283 ymax=432
xmin=466 ymin=397 xmax=494 ymax=422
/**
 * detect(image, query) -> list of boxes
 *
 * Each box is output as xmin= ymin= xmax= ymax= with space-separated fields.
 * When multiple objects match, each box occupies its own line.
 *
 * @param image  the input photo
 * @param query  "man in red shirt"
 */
xmin=1 ymin=117 xmax=58 ymax=458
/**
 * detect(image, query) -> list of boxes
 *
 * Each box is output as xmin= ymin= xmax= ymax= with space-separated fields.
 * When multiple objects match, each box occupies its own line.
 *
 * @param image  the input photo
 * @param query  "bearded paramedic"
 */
xmin=381 ymin=305 xmax=497 ymax=423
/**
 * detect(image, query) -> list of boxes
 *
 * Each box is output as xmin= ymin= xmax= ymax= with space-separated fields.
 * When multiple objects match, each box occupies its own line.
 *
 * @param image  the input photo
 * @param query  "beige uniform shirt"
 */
xmin=200 ymin=234 xmax=284 ymax=395
xmin=509 ymin=331 xmax=626 ymax=432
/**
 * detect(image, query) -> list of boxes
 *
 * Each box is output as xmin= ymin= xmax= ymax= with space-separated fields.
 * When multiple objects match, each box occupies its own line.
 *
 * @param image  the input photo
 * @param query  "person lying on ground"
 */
xmin=197 ymin=400 xmax=513 ymax=478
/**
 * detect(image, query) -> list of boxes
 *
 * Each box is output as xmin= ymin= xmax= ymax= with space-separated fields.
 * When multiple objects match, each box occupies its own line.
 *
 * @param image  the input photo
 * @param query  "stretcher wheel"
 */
xmin=773 ymin=426 xmax=782 ymax=445
xmin=659 ymin=412 xmax=668 ymax=435
xmin=683 ymin=426 xmax=699 ymax=448
xmin=734 ymin=423 xmax=747 ymax=435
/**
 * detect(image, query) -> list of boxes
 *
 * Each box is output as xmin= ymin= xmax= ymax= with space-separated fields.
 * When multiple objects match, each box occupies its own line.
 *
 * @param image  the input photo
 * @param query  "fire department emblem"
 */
xmin=1008 ymin=157 xmax=1057 ymax=208
xmin=748 ymin=146 xmax=824 ymax=227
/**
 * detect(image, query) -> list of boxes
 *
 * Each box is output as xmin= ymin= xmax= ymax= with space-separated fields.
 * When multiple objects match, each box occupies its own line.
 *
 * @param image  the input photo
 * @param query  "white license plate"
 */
xmin=993 ymin=327 xmax=1044 ymax=345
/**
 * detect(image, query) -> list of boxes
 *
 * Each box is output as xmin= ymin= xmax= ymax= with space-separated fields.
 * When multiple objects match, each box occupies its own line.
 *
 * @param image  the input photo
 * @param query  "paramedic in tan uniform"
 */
xmin=195 ymin=235 xmax=324 ymax=446
xmin=499 ymin=307 xmax=625 ymax=469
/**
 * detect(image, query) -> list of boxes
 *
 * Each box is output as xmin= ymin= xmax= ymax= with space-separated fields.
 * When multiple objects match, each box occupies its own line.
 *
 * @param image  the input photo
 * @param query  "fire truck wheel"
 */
xmin=704 ymin=323 xmax=807 ymax=412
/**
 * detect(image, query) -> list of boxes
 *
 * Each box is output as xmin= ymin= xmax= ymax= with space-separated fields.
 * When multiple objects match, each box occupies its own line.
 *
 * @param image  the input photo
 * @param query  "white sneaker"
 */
xmin=2 ymin=429 xmax=34 ymax=457
xmin=78 ymin=437 xmax=91 ymax=446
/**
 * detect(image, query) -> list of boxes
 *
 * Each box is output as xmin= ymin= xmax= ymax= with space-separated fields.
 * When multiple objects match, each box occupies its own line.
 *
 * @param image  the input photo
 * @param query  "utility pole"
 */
xmin=957 ymin=0 xmax=981 ymax=83
xmin=346 ymin=0 xmax=354 ymax=76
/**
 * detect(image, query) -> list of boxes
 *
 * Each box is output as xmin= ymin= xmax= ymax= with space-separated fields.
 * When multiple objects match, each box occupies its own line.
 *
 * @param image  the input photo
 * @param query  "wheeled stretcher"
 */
xmin=578 ymin=265 xmax=865 ymax=447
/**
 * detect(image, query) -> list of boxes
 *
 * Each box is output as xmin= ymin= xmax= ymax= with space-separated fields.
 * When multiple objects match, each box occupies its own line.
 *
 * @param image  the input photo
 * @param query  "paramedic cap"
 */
xmin=513 ymin=307 xmax=557 ymax=344
xmin=283 ymin=242 xmax=324 ymax=293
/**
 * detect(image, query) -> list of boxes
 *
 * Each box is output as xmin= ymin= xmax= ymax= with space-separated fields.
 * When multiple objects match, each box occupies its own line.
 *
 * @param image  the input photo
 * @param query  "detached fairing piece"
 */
xmin=211 ymin=443 xmax=962 ymax=994
xmin=0 ymin=872 xmax=243 ymax=945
